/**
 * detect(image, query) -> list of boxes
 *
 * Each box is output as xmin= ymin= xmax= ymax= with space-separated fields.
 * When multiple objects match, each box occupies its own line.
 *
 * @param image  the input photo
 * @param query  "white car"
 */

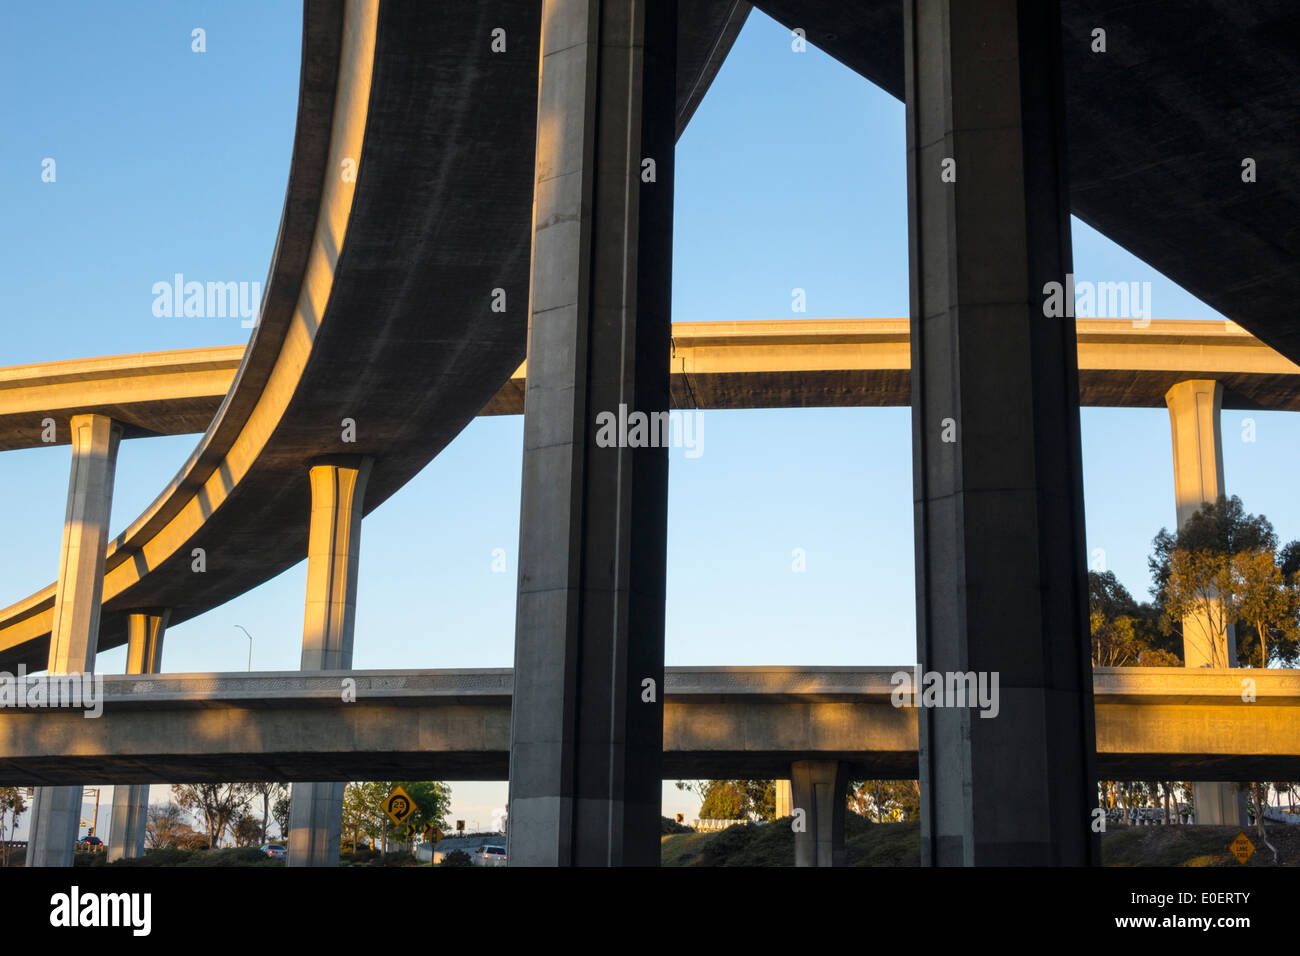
xmin=260 ymin=843 xmax=287 ymax=860
xmin=469 ymin=844 xmax=507 ymax=867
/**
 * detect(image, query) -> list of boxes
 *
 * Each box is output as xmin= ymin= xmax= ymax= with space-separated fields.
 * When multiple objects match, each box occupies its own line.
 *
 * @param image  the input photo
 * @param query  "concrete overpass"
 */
xmin=750 ymin=0 xmax=1300 ymax=364
xmin=8 ymin=317 xmax=1294 ymax=453
xmin=12 ymin=0 xmax=756 ymax=865
xmin=6 ymin=665 xmax=1297 ymax=867
xmin=4 ymin=666 xmax=1298 ymax=785
xmin=485 ymin=318 xmax=1300 ymax=413
xmin=0 ymin=347 xmax=244 ymax=451
xmin=10 ymin=0 xmax=1299 ymax=867
xmin=0 ymin=0 xmax=750 ymax=677
xmin=8 ymin=316 xmax=1294 ymax=673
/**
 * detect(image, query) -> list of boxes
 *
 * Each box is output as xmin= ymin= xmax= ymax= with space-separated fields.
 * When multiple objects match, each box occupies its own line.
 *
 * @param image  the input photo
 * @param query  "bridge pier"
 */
xmin=288 ymin=457 xmax=372 ymax=867
xmin=507 ymin=0 xmax=676 ymax=866
xmin=28 ymin=413 xmax=122 ymax=867
xmin=1166 ymin=380 xmax=1235 ymax=666
xmin=790 ymin=761 xmax=848 ymax=867
xmin=1164 ymin=380 xmax=1249 ymax=826
xmin=106 ymin=610 xmax=169 ymax=862
xmin=774 ymin=778 xmax=792 ymax=818
xmin=905 ymin=0 xmax=1098 ymax=864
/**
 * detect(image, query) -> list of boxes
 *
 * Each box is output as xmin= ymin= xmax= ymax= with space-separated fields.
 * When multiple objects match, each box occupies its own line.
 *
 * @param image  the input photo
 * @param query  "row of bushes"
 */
xmin=72 ymin=846 xmax=281 ymax=867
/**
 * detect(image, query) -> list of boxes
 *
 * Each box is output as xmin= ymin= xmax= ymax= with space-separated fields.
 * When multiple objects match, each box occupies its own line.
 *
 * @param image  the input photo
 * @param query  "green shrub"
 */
xmin=177 ymin=846 xmax=276 ymax=867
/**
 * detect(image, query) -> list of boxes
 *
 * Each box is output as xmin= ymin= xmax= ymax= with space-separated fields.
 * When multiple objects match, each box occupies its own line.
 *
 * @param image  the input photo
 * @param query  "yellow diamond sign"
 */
xmin=384 ymin=785 xmax=415 ymax=826
xmin=1229 ymin=832 xmax=1255 ymax=864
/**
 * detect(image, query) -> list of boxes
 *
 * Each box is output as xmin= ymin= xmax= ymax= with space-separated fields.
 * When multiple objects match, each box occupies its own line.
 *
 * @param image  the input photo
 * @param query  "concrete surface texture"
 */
xmin=1165 ymin=379 xmax=1248 ymax=825
xmin=27 ymin=412 xmax=123 ymax=867
xmin=508 ymin=0 xmax=676 ymax=868
xmin=905 ymin=0 xmax=1097 ymax=865
xmin=290 ymin=458 xmax=373 ymax=866
xmin=105 ymin=610 xmax=168 ymax=863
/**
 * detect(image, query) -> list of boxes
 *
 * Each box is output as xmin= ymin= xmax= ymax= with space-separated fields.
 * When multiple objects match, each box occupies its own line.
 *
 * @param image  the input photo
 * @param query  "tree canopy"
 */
xmin=1148 ymin=496 xmax=1300 ymax=667
xmin=676 ymin=779 xmax=776 ymax=822
xmin=342 ymin=780 xmax=452 ymax=850
xmin=1089 ymin=570 xmax=1178 ymax=666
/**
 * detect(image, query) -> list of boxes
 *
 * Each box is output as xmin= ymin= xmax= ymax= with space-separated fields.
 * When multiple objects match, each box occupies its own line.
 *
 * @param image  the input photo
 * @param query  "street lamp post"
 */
xmin=234 ymin=625 xmax=253 ymax=671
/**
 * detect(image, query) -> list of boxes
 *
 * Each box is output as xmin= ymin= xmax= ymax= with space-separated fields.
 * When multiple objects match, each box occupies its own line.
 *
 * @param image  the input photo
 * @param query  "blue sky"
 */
xmin=3 ymin=5 xmax=1298 ymax=835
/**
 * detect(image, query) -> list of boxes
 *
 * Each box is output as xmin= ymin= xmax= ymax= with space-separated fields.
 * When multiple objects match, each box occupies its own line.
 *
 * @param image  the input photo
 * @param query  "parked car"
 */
xmin=260 ymin=843 xmax=287 ymax=859
xmin=469 ymin=844 xmax=507 ymax=867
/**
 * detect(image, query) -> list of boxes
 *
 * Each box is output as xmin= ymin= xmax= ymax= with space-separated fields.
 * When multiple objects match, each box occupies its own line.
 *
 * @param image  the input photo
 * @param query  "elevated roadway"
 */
xmin=2 ymin=666 xmax=1297 ymax=785
xmin=485 ymin=318 xmax=1300 ymax=413
xmin=5 ymin=318 xmax=1297 ymax=453
xmin=0 ymin=0 xmax=750 ymax=671
xmin=0 ymin=347 xmax=244 ymax=451
xmin=750 ymin=0 xmax=1300 ymax=362
xmin=4 ymin=3 xmax=1296 ymax=690
xmin=5 ymin=316 xmax=1297 ymax=668
xmin=11 ymin=0 xmax=1298 ymax=869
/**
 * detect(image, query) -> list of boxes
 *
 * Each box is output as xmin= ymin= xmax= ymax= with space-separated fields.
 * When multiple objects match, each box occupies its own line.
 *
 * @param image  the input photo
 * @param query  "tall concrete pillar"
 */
xmin=1165 ymin=380 xmax=1235 ymax=666
xmin=1164 ymin=380 xmax=1246 ymax=825
xmin=790 ymin=761 xmax=847 ymax=867
xmin=106 ymin=610 xmax=169 ymax=862
xmin=28 ymin=413 xmax=122 ymax=867
xmin=507 ymin=0 xmax=676 ymax=867
xmin=288 ymin=457 xmax=372 ymax=867
xmin=774 ymin=779 xmax=792 ymax=818
xmin=905 ymin=0 xmax=1098 ymax=865
xmin=48 ymin=414 xmax=123 ymax=673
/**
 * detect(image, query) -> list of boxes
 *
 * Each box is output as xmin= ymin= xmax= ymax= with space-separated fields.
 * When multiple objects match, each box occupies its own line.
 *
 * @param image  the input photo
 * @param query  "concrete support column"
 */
xmin=1164 ymin=380 xmax=1245 ymax=825
xmin=49 ymin=414 xmax=123 ymax=673
xmin=905 ymin=0 xmax=1098 ymax=865
xmin=29 ymin=413 xmax=122 ymax=868
xmin=288 ymin=457 xmax=372 ymax=867
xmin=507 ymin=0 xmax=676 ymax=867
xmin=774 ymin=779 xmax=792 ymax=818
xmin=106 ymin=610 xmax=169 ymax=862
xmin=790 ymin=761 xmax=848 ymax=867
xmin=1165 ymin=380 xmax=1235 ymax=666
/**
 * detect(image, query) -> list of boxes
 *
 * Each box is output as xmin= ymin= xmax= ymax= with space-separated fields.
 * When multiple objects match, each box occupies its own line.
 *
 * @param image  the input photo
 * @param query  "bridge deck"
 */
xmin=2 ymin=666 xmax=1296 ymax=785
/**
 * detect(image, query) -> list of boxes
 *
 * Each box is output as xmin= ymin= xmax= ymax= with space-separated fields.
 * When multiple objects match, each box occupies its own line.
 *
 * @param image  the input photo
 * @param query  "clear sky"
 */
xmin=3 ymin=4 xmax=1298 ymax=838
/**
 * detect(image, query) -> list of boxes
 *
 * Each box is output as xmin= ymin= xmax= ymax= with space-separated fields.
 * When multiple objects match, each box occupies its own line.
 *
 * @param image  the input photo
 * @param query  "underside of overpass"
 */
xmin=6 ymin=0 xmax=1299 ymax=868
xmin=2 ymin=5 xmax=1298 ymax=673
xmin=752 ymin=0 xmax=1300 ymax=361
xmin=3 ymin=667 xmax=1298 ymax=785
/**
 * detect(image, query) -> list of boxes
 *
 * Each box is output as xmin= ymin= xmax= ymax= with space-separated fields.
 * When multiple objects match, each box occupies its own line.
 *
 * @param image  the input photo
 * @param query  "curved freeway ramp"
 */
xmin=5 ymin=2 xmax=1297 ymax=672
xmin=0 ymin=0 xmax=752 ymax=671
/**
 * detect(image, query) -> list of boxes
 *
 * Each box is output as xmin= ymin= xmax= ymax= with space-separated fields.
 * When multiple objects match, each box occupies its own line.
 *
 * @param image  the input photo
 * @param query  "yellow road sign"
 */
xmin=1229 ymin=832 xmax=1255 ymax=864
xmin=384 ymin=785 xmax=415 ymax=826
